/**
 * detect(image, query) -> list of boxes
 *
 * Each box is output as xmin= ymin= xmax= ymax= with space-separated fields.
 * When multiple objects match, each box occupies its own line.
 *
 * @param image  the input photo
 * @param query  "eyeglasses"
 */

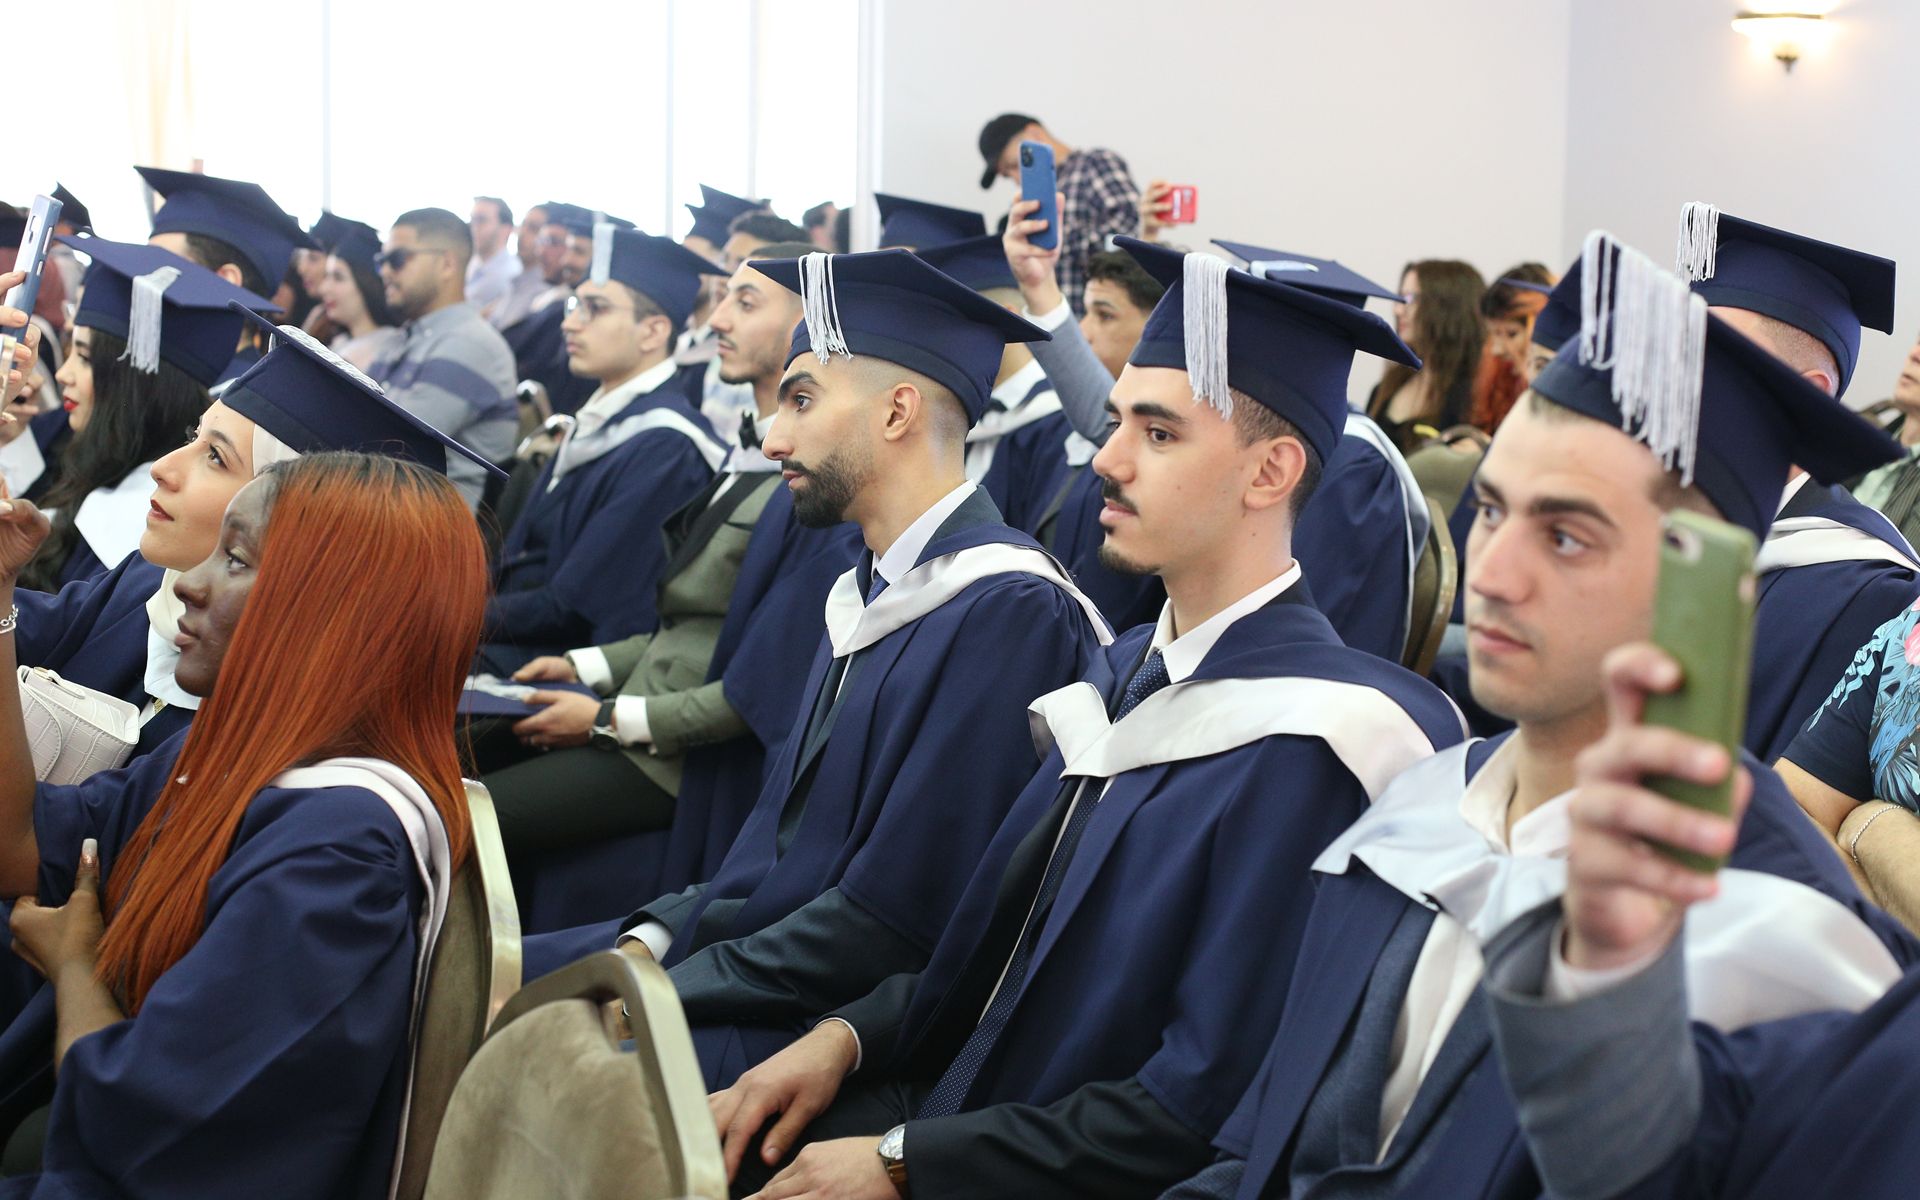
xmin=373 ymin=246 xmax=448 ymax=273
xmin=563 ymin=294 xmax=639 ymax=323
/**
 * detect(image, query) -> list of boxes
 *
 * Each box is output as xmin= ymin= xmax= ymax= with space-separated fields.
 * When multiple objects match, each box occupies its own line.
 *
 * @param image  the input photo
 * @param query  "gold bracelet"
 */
xmin=1849 ymin=803 xmax=1897 ymax=864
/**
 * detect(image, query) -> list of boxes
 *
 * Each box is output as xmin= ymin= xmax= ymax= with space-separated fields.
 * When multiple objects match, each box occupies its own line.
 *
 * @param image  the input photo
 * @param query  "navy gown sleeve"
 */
xmin=10 ymin=553 xmax=147 ymax=672
xmin=26 ymin=785 xmax=422 ymax=1200
xmin=28 ymin=729 xmax=188 ymax=905
xmin=1293 ymin=438 xmax=1410 ymax=662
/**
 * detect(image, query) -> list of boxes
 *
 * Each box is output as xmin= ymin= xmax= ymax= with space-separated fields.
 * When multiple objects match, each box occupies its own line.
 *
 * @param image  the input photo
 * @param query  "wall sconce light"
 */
xmin=1731 ymin=11 xmax=1828 ymax=72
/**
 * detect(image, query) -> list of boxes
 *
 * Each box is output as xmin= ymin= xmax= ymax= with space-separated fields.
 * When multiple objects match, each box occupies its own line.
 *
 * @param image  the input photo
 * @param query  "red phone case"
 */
xmin=1163 ymin=186 xmax=1198 ymax=224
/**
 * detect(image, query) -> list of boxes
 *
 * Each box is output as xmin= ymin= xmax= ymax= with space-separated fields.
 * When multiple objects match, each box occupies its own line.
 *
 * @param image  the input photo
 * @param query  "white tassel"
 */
xmin=799 ymin=252 xmax=852 ymax=363
xmin=589 ymin=221 xmax=615 ymax=286
xmin=121 ymin=265 xmax=180 ymax=374
xmin=1675 ymin=201 xmax=1721 ymax=282
xmin=1182 ymin=252 xmax=1233 ymax=419
xmin=1579 ymin=230 xmax=1708 ymax=484
xmin=270 ymin=322 xmax=385 ymax=394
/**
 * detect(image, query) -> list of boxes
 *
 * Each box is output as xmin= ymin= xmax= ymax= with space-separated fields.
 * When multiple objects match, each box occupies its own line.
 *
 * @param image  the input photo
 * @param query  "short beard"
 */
xmin=789 ymin=447 xmax=868 ymax=528
xmin=718 ymin=338 xmax=785 ymax=387
xmin=1096 ymin=543 xmax=1157 ymax=577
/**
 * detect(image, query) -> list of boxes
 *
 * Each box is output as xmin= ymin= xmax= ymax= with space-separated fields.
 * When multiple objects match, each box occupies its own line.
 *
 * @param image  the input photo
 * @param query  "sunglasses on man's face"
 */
xmin=373 ymin=246 xmax=445 ymax=273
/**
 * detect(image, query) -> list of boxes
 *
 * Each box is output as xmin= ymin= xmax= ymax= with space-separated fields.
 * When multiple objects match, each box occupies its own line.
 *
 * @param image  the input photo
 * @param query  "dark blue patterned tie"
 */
xmin=866 ymin=569 xmax=888 ymax=605
xmin=917 ymin=649 xmax=1171 ymax=1119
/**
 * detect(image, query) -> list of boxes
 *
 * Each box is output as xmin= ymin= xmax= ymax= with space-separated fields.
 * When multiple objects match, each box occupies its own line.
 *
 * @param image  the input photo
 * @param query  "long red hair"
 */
xmin=96 ymin=452 xmax=488 ymax=1012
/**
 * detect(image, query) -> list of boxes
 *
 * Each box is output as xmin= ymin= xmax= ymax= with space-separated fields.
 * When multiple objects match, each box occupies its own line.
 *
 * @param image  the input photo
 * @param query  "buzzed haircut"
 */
xmin=393 ymin=207 xmax=474 ymax=269
xmin=802 ymin=201 xmax=837 ymax=231
xmin=1087 ymin=249 xmax=1167 ymax=315
xmin=474 ymin=195 xmax=513 ymax=227
xmin=1228 ymin=388 xmax=1323 ymax=518
xmin=729 ymin=212 xmax=811 ymax=245
xmin=743 ymin=241 xmax=818 ymax=264
xmin=851 ymin=356 xmax=971 ymax=447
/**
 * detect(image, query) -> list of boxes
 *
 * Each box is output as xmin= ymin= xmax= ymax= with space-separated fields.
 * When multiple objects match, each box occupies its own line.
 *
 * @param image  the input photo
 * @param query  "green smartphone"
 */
xmin=1642 ymin=509 xmax=1758 ymax=871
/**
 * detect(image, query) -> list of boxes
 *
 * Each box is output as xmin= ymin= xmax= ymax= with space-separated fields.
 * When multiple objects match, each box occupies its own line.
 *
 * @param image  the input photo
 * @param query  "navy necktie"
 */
xmin=866 ymin=569 xmax=888 ymax=605
xmin=917 ymin=649 xmax=1171 ymax=1119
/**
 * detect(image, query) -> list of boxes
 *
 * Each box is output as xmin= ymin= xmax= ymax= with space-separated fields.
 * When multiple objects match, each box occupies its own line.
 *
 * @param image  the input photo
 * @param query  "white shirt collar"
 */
xmin=1146 ymin=561 xmax=1303 ymax=683
xmin=575 ymin=357 xmax=682 ymax=432
xmin=1776 ymin=470 xmax=1813 ymax=515
xmin=874 ymin=482 xmax=976 ymax=587
xmin=1456 ymin=735 xmax=1571 ymax=857
xmin=989 ymin=358 xmax=1050 ymax=411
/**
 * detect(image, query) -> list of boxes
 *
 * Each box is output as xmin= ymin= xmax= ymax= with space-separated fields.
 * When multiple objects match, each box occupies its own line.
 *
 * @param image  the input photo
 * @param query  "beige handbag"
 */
xmin=16 ymin=667 xmax=141 ymax=785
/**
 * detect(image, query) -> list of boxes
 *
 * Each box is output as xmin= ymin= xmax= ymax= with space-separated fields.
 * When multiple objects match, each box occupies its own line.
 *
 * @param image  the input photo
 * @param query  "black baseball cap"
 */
xmin=978 ymin=113 xmax=1039 ymax=188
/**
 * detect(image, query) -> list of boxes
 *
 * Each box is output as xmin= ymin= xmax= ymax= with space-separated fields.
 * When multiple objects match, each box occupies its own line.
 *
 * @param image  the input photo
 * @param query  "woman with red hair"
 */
xmin=0 ymin=452 xmax=486 ymax=1198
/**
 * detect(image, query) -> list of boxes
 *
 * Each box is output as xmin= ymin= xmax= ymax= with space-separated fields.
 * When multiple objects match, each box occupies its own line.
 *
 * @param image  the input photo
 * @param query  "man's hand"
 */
xmin=1138 ymin=179 xmax=1175 ymax=243
xmin=1003 ymin=195 xmax=1066 ymax=317
xmin=0 ymin=497 xmax=52 ymax=584
xmin=1562 ymin=644 xmax=1748 ymax=972
xmin=712 ymin=1020 xmax=860 ymax=1181
xmin=746 ymin=1136 xmax=896 ymax=1200
xmin=512 ymin=655 xmax=579 ymax=684
xmin=511 ymin=691 xmax=601 ymax=749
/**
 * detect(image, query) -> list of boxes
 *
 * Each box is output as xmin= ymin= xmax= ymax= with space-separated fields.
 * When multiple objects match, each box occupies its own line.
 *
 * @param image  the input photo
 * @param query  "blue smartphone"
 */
xmin=1018 ymin=140 xmax=1059 ymax=251
xmin=3 ymin=195 xmax=62 ymax=326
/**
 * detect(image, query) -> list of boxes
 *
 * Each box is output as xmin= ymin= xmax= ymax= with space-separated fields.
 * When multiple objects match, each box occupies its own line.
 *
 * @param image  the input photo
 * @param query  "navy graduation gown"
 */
xmin=1210 ymin=738 xmax=1912 ymax=1200
xmin=5 ymin=751 xmax=424 ymax=1200
xmin=11 ymin=552 xmax=193 ymax=760
xmin=1748 ymin=484 xmax=1920 ymax=761
xmin=481 ymin=389 xmax=717 ymax=668
xmin=660 ymin=509 xmax=1103 ymax=1075
xmin=979 ymin=410 xmax=1075 ymax=533
xmin=1292 ymin=430 xmax=1419 ymax=663
xmin=18 ymin=410 xmax=70 ymax=504
xmin=501 ymin=303 xmax=597 ymax=416
xmin=865 ymin=595 xmax=1465 ymax=1198
xmin=512 ymin=488 xmax=861 ymax=933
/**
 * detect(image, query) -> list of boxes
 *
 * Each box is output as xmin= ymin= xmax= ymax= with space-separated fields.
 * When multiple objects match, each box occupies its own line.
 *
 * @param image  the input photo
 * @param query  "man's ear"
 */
xmin=1800 ymin=366 xmax=1840 ymax=398
xmin=881 ymin=382 xmax=919 ymax=442
xmin=639 ymin=313 xmax=677 ymax=356
xmin=216 ymin=263 xmax=245 ymax=289
xmin=1245 ymin=435 xmax=1308 ymax=515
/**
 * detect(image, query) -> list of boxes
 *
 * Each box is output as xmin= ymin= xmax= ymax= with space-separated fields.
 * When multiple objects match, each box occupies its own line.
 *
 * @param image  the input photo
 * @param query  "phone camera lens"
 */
xmin=1021 ymin=147 xmax=1032 ymax=166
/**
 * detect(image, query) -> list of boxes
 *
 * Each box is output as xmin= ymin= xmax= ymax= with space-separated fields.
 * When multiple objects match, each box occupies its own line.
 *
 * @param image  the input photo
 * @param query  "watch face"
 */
xmin=878 ymin=1125 xmax=906 ymax=1161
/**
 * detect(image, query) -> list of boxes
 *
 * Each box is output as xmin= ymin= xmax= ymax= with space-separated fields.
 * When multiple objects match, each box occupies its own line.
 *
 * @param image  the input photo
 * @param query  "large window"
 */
xmin=10 ymin=0 xmax=860 ymax=245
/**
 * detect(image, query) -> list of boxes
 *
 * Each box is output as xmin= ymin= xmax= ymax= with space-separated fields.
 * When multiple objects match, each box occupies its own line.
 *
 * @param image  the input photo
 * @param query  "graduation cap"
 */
xmin=308 ymin=212 xmax=382 ymax=270
xmin=752 ymin=248 xmax=1051 ymax=425
xmin=136 ymin=166 xmax=314 ymax=288
xmin=53 ymin=184 xmax=91 ymax=233
xmin=1531 ymin=256 xmax=1583 ymax=353
xmin=587 ymin=225 xmax=728 ymax=329
xmin=59 ymin=237 xmax=278 ymax=386
xmin=1211 ymin=239 xmax=1405 ymax=308
xmin=0 ymin=209 xmax=24 ymax=246
xmin=875 ymin=194 xmax=989 ymax=250
xmin=546 ymin=206 xmax=635 ymax=239
xmin=684 ymin=185 xmax=770 ymax=248
xmin=1533 ymin=231 xmax=1899 ymax=541
xmin=1675 ymin=202 xmax=1896 ymax=398
xmin=912 ymin=234 xmax=1016 ymax=293
xmin=222 ymin=305 xmax=508 ymax=481
xmin=1118 ymin=237 xmax=1419 ymax=463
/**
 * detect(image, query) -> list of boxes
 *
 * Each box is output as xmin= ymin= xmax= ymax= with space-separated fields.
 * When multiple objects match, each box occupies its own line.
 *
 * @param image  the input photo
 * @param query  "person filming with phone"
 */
xmin=976 ymin=113 xmax=1140 ymax=319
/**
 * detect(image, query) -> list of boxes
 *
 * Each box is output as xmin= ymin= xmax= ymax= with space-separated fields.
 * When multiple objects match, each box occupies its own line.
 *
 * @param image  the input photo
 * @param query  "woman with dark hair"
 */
xmin=18 ymin=240 xmax=277 ymax=592
xmin=1367 ymin=258 xmax=1487 ymax=452
xmin=313 ymin=218 xmax=402 ymax=372
xmin=1469 ymin=261 xmax=1556 ymax=432
xmin=0 ymin=452 xmax=487 ymax=1198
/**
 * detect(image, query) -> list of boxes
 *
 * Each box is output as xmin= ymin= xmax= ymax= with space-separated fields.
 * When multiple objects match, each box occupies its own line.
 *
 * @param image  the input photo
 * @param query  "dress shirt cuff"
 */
xmin=617 ymin=921 xmax=675 ymax=962
xmin=814 ymin=1017 xmax=864 ymax=1073
xmin=1023 ymin=299 xmax=1074 ymax=332
xmin=566 ymin=647 xmax=615 ymax=695
xmin=613 ymin=695 xmax=653 ymax=746
xmin=1543 ymin=918 xmax=1669 ymax=1002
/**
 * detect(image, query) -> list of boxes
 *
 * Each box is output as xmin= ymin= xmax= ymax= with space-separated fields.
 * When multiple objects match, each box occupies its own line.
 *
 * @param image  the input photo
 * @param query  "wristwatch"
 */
xmin=588 ymin=700 xmax=620 ymax=750
xmin=877 ymin=1124 xmax=908 ymax=1194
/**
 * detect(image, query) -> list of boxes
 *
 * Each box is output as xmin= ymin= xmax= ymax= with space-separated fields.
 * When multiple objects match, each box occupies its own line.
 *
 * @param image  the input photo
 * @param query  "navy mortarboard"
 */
xmin=52 ymin=183 xmax=91 ymax=232
xmin=59 ymin=237 xmax=279 ymax=385
xmin=224 ymin=304 xmax=508 ymax=481
xmin=1116 ymin=236 xmax=1420 ymax=463
xmin=586 ymin=224 xmax=729 ymax=329
xmin=308 ymin=213 xmax=383 ymax=271
xmin=751 ymin=248 xmax=1050 ymax=425
xmin=135 ymin=166 xmax=314 ymax=288
xmin=875 ymin=193 xmax=989 ymax=250
xmin=1536 ymin=231 xmax=1900 ymax=541
xmin=685 ymin=184 xmax=769 ymax=248
xmin=1675 ymin=202 xmax=1896 ymax=397
xmin=1211 ymin=239 xmax=1406 ymax=309
xmin=1529 ymin=255 xmax=1583 ymax=352
xmin=911 ymin=233 xmax=1017 ymax=292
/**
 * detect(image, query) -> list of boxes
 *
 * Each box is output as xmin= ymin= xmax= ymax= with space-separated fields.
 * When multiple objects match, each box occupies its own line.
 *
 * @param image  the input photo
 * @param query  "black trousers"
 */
xmin=730 ymin=1079 xmax=930 ymax=1197
xmin=477 ymin=729 xmax=677 ymax=860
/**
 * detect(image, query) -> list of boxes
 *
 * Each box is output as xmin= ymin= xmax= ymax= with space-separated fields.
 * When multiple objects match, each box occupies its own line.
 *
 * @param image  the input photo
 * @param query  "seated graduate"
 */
xmin=1154 ymin=234 xmax=1915 ymax=1200
xmin=136 ymin=165 xmax=317 ymax=386
xmin=1672 ymin=203 xmax=1920 ymax=761
xmin=477 ymin=243 xmax=857 ymax=888
xmin=1480 ymin=645 xmax=1920 ymax=1200
xmin=0 ymin=451 xmax=484 ymax=1199
xmin=4 ymin=307 xmax=505 ymax=764
xmin=710 ymin=237 xmax=1465 ymax=1200
xmin=910 ymin=235 xmax=1062 ymax=483
xmin=498 ymin=206 xmax=642 ymax=419
xmin=676 ymin=185 xmax=772 ymax=435
xmin=12 ymin=242 xmax=275 ymax=592
xmin=522 ymin=248 xmax=1110 ymax=1074
xmin=478 ymin=223 xmax=728 ymax=671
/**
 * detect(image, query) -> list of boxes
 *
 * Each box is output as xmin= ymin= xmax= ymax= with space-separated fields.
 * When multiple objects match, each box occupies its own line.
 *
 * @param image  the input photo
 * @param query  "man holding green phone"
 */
xmin=1156 ymin=233 xmax=1915 ymax=1200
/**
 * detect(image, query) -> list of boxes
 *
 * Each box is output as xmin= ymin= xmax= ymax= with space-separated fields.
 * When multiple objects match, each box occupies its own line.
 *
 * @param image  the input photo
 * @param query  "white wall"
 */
xmin=870 ymin=0 xmax=1574 ymax=402
xmin=1562 ymin=0 xmax=1919 ymax=405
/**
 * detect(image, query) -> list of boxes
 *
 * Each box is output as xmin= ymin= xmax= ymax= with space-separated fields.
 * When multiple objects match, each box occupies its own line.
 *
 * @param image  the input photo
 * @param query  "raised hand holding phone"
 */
xmin=1018 ymin=140 xmax=1059 ymax=251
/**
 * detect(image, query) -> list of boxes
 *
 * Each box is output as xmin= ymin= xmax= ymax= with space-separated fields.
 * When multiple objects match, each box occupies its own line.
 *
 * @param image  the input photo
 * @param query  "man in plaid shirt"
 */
xmin=979 ymin=113 xmax=1141 ymax=318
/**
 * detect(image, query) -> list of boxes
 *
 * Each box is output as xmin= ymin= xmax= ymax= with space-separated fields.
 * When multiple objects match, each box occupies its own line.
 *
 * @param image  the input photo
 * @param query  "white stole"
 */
xmin=1756 ymin=515 xmax=1920 ymax=575
xmin=143 ymin=569 xmax=200 ymax=714
xmin=71 ymin=462 xmax=159 ymax=570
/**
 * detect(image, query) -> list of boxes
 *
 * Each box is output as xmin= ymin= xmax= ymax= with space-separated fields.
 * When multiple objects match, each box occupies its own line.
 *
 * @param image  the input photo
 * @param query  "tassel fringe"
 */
xmin=1675 ymin=201 xmax=1720 ymax=282
xmin=1579 ymin=230 xmax=1708 ymax=484
xmin=122 ymin=266 xmax=181 ymax=374
xmin=589 ymin=221 xmax=615 ymax=286
xmin=799 ymin=252 xmax=852 ymax=363
xmin=1182 ymin=253 xmax=1233 ymax=418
